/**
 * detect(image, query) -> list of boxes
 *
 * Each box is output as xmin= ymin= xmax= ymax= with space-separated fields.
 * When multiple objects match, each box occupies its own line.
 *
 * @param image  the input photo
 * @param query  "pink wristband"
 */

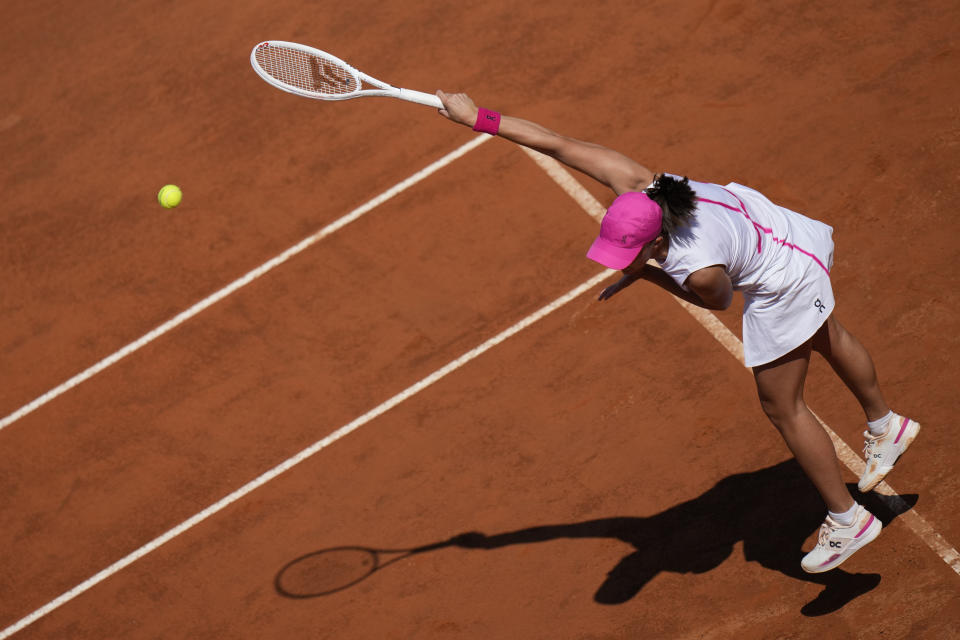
xmin=473 ymin=108 xmax=501 ymax=135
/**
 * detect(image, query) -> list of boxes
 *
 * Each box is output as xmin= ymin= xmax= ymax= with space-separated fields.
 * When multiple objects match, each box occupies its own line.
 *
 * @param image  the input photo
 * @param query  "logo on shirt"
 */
xmin=814 ymin=298 xmax=827 ymax=314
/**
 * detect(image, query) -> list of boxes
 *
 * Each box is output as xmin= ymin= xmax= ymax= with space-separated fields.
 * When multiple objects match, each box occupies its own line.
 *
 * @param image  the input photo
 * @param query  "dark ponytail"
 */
xmin=645 ymin=174 xmax=697 ymax=238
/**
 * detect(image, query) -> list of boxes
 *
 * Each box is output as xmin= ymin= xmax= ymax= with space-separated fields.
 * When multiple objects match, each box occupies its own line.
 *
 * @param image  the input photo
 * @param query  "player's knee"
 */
xmin=757 ymin=394 xmax=806 ymax=433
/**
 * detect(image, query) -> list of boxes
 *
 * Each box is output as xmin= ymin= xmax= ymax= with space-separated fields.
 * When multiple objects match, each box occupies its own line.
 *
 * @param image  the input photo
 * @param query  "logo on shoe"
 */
xmin=829 ymin=540 xmax=842 ymax=549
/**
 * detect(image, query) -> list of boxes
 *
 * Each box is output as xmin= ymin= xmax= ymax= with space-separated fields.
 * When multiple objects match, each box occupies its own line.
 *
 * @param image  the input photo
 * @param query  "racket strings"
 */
xmin=255 ymin=45 xmax=359 ymax=96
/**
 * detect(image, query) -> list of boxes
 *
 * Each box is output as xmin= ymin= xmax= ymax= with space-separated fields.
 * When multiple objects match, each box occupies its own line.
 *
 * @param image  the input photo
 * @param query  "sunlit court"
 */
xmin=1 ymin=0 xmax=959 ymax=637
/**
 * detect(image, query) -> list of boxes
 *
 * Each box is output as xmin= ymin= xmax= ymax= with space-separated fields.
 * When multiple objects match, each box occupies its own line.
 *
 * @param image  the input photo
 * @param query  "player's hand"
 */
xmin=437 ymin=90 xmax=479 ymax=127
xmin=598 ymin=271 xmax=642 ymax=301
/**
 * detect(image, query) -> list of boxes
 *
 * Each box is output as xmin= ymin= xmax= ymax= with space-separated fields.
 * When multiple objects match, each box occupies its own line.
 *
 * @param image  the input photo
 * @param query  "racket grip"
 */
xmin=397 ymin=88 xmax=443 ymax=108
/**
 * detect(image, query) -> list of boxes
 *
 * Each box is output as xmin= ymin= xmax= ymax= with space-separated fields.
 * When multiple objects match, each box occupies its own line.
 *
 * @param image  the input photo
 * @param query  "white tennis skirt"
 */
xmin=727 ymin=184 xmax=836 ymax=368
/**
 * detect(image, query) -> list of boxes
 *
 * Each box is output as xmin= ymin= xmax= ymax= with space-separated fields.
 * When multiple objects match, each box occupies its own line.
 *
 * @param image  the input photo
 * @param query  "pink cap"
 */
xmin=586 ymin=192 xmax=663 ymax=269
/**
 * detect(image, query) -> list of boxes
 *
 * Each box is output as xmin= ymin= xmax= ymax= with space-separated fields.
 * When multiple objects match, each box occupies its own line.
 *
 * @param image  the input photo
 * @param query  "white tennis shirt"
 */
xmin=656 ymin=176 xmax=836 ymax=367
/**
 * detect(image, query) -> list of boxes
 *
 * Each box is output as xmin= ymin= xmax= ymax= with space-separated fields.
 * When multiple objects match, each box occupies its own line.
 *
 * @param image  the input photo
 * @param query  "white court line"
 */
xmin=0 ymin=269 xmax=613 ymax=639
xmin=521 ymin=147 xmax=960 ymax=577
xmin=0 ymin=134 xmax=490 ymax=434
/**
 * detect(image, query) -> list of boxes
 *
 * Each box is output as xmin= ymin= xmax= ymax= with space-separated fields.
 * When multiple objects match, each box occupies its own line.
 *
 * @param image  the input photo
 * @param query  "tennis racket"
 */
xmin=250 ymin=41 xmax=442 ymax=108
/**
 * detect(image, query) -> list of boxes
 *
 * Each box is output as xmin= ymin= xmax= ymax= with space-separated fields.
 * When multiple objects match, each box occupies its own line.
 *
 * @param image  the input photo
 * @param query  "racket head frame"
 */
xmin=250 ymin=41 xmax=441 ymax=107
xmin=250 ymin=40 xmax=366 ymax=100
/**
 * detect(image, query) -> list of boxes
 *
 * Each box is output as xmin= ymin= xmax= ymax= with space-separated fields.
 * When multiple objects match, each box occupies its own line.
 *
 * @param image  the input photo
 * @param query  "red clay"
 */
xmin=2 ymin=0 xmax=959 ymax=638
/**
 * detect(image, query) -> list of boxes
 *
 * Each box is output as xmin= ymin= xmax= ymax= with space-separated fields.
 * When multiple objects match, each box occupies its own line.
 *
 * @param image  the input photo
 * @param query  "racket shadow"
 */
xmin=275 ymin=458 xmax=916 ymax=616
xmin=275 ymin=540 xmax=455 ymax=598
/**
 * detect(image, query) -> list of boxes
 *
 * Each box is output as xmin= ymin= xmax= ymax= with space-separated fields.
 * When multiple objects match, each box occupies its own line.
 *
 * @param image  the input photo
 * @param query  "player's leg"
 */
xmin=753 ymin=341 xmax=880 ymax=573
xmin=810 ymin=315 xmax=888 ymax=421
xmin=753 ymin=341 xmax=853 ymax=513
xmin=811 ymin=315 xmax=921 ymax=492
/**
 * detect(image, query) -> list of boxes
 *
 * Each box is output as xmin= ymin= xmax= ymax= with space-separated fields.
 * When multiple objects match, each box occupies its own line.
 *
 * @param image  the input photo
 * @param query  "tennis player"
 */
xmin=436 ymin=90 xmax=921 ymax=573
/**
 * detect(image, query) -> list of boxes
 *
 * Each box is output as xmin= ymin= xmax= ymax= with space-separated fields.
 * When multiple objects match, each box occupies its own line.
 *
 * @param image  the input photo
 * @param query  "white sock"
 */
xmin=829 ymin=503 xmax=859 ymax=527
xmin=867 ymin=410 xmax=894 ymax=436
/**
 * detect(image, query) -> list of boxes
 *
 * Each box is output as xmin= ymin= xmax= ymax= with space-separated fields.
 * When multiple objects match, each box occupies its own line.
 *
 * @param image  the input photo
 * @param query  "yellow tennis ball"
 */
xmin=158 ymin=184 xmax=182 ymax=208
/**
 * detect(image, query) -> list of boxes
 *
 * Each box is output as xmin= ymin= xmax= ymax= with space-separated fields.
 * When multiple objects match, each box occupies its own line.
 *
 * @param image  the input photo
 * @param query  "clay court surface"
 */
xmin=2 ymin=0 xmax=959 ymax=637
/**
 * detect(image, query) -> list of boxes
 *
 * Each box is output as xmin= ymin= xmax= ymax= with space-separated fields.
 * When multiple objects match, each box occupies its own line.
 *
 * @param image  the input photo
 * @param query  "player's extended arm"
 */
xmin=437 ymin=91 xmax=654 ymax=195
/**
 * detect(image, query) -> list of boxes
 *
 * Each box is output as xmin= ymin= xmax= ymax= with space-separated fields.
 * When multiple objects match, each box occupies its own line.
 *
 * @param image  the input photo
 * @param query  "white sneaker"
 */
xmin=858 ymin=414 xmax=921 ymax=492
xmin=801 ymin=505 xmax=882 ymax=573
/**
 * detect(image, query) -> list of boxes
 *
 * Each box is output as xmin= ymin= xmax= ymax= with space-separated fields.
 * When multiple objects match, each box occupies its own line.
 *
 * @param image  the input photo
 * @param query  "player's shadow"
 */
xmin=447 ymin=458 xmax=915 ymax=616
xmin=278 ymin=459 xmax=916 ymax=616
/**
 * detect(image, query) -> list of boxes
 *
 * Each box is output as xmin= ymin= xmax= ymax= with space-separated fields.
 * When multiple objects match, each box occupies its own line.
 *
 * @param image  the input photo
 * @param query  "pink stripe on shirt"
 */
xmin=696 ymin=191 xmax=831 ymax=276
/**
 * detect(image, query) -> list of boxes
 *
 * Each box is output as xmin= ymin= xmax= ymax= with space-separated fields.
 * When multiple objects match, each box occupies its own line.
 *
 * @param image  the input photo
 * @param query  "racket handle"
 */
xmin=397 ymin=88 xmax=443 ymax=108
